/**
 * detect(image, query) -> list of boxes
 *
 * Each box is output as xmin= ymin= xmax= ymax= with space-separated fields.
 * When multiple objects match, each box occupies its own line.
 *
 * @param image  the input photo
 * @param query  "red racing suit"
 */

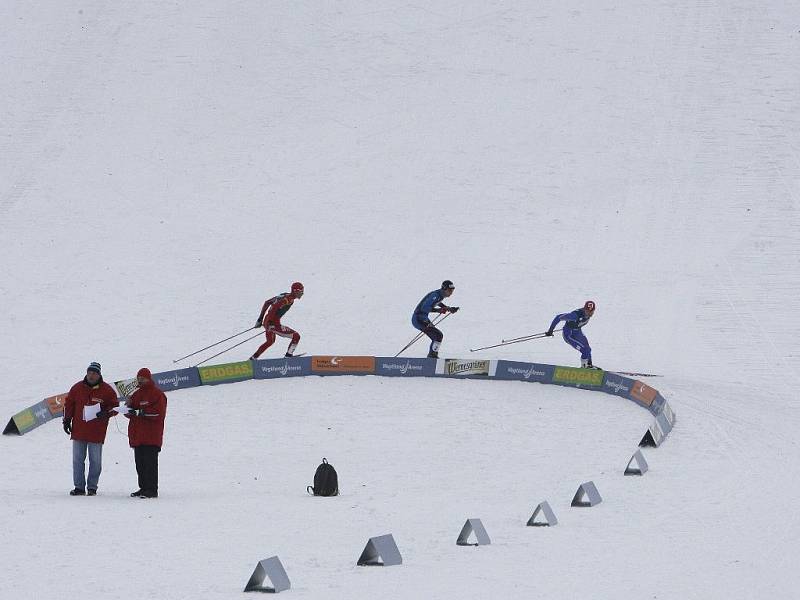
xmin=252 ymin=293 xmax=301 ymax=358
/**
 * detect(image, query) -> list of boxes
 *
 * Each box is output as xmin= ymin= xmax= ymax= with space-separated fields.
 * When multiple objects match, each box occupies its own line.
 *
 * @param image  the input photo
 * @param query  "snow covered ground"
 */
xmin=1 ymin=1 xmax=799 ymax=598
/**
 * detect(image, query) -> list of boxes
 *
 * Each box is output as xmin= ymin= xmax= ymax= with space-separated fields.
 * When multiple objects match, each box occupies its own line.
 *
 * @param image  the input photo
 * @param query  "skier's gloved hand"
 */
xmin=254 ymin=319 xmax=263 ymax=328
xmin=96 ymin=410 xmax=111 ymax=419
xmin=545 ymin=330 xmax=554 ymax=337
xmin=449 ymin=306 xmax=460 ymax=313
xmin=63 ymin=418 xmax=72 ymax=435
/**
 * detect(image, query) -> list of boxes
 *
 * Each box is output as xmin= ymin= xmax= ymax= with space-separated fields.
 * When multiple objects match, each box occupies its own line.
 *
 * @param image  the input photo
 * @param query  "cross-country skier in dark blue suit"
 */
xmin=546 ymin=300 xmax=598 ymax=368
xmin=412 ymin=280 xmax=459 ymax=358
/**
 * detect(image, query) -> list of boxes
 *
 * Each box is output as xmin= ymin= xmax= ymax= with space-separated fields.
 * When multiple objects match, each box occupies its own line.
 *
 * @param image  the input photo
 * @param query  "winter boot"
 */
xmin=69 ymin=488 xmax=85 ymax=496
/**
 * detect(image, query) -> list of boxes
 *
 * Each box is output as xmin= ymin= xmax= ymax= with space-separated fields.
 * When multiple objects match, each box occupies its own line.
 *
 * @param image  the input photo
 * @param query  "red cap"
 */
xmin=137 ymin=368 xmax=153 ymax=383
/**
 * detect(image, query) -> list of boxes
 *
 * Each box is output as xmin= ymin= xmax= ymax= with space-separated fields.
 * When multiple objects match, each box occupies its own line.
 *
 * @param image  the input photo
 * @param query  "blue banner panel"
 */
xmin=601 ymin=372 xmax=635 ymax=399
xmin=151 ymin=367 xmax=202 ymax=392
xmin=494 ymin=361 xmax=554 ymax=383
xmin=253 ymin=357 xmax=312 ymax=379
xmin=374 ymin=357 xmax=436 ymax=377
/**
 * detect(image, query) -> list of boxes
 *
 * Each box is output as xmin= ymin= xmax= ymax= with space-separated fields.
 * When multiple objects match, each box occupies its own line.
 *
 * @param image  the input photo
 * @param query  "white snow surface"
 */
xmin=2 ymin=1 xmax=799 ymax=598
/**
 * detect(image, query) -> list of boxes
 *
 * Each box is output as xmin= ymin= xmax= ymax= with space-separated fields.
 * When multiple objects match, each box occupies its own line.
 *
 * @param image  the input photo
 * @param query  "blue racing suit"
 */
xmin=412 ymin=290 xmax=448 ymax=354
xmin=549 ymin=308 xmax=592 ymax=361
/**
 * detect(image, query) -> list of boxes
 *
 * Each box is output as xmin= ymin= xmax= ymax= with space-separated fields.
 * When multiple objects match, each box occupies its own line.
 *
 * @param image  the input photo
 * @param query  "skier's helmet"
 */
xmin=291 ymin=282 xmax=304 ymax=296
xmin=441 ymin=280 xmax=455 ymax=290
xmin=584 ymin=300 xmax=596 ymax=314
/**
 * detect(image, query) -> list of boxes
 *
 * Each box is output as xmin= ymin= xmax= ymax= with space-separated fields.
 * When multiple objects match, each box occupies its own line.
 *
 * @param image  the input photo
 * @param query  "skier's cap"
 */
xmin=291 ymin=281 xmax=304 ymax=293
xmin=87 ymin=362 xmax=102 ymax=374
xmin=584 ymin=300 xmax=596 ymax=313
xmin=441 ymin=280 xmax=455 ymax=290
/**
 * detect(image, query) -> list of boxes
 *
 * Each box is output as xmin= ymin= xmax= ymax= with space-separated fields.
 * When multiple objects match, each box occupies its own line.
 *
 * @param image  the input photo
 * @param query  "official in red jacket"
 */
xmin=124 ymin=368 xmax=167 ymax=499
xmin=62 ymin=362 xmax=119 ymax=496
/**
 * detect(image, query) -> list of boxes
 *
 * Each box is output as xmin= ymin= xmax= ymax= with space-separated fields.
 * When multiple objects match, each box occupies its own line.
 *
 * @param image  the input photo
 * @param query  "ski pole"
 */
xmin=173 ymin=326 xmax=258 ymax=363
xmin=193 ymin=330 xmax=265 ymax=367
xmin=394 ymin=313 xmax=450 ymax=357
xmin=501 ymin=327 xmax=562 ymax=344
xmin=470 ymin=328 xmax=562 ymax=352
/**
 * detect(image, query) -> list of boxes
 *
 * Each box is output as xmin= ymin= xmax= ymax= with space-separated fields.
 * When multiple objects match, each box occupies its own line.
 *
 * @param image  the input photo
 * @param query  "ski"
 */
xmin=609 ymin=370 xmax=662 ymax=378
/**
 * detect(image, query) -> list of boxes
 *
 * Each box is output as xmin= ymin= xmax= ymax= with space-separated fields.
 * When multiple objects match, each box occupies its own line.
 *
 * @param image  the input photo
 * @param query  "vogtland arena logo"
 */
xmin=258 ymin=362 xmax=302 ymax=377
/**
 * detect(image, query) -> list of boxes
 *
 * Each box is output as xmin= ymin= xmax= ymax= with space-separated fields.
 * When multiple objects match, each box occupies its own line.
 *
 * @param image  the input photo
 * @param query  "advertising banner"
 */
xmin=374 ymin=357 xmax=435 ymax=377
xmin=311 ymin=356 xmax=375 ymax=375
xmin=494 ymin=361 xmax=553 ymax=383
xmin=3 ymin=399 xmax=55 ymax=435
xmin=435 ymin=358 xmax=497 ymax=377
xmin=45 ymin=393 xmax=68 ymax=416
xmin=629 ymin=380 xmax=658 ymax=408
xmin=254 ymin=357 xmax=312 ymax=379
xmin=551 ymin=366 xmax=604 ymax=388
xmin=198 ymin=361 xmax=254 ymax=385
xmin=602 ymin=372 xmax=635 ymax=399
xmin=114 ymin=377 xmax=139 ymax=399
xmin=151 ymin=367 xmax=202 ymax=391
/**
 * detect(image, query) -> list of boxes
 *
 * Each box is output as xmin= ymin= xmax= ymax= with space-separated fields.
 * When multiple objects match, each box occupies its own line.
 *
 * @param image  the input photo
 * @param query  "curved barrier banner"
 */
xmin=375 ymin=358 xmax=435 ymax=377
xmin=4 ymin=357 xmax=675 ymax=439
xmin=254 ymin=357 xmax=312 ymax=379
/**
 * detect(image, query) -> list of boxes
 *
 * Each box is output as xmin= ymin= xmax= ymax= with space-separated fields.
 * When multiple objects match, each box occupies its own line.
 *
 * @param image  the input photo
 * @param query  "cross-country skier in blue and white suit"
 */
xmin=545 ymin=300 xmax=598 ymax=368
xmin=412 ymin=280 xmax=459 ymax=358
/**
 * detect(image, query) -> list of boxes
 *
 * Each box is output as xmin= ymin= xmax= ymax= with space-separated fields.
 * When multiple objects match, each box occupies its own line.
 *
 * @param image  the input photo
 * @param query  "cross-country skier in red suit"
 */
xmin=249 ymin=282 xmax=304 ymax=359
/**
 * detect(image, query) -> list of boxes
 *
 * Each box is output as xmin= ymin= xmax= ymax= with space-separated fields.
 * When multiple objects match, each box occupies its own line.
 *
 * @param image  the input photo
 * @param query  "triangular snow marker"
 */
xmin=457 ymin=518 xmax=491 ymax=546
xmin=624 ymin=449 xmax=649 ymax=475
xmin=3 ymin=418 xmax=20 ymax=435
xmin=243 ymin=556 xmax=290 ymax=593
xmin=639 ymin=420 xmax=665 ymax=447
xmin=357 ymin=534 xmax=402 ymax=566
xmin=527 ymin=501 xmax=558 ymax=526
xmin=571 ymin=481 xmax=603 ymax=507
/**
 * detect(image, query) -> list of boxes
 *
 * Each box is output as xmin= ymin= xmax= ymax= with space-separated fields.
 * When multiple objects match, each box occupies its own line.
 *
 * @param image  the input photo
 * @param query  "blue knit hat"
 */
xmin=87 ymin=362 xmax=102 ymax=375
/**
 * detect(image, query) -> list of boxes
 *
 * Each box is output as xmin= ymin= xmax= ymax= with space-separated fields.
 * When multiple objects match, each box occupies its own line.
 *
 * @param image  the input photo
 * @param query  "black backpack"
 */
xmin=307 ymin=458 xmax=339 ymax=496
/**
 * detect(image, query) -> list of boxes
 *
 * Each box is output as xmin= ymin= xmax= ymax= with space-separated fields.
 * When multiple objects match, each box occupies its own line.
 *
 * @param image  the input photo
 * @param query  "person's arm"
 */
xmin=266 ymin=296 xmax=290 ymax=322
xmin=141 ymin=392 xmax=167 ymax=419
xmin=97 ymin=386 xmax=120 ymax=418
xmin=63 ymin=386 xmax=75 ymax=434
xmin=548 ymin=310 xmax=577 ymax=334
xmin=63 ymin=387 xmax=75 ymax=420
xmin=256 ymin=297 xmax=276 ymax=326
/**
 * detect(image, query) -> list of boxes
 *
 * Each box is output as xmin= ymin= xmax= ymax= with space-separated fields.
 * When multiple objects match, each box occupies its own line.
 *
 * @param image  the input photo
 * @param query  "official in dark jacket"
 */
xmin=125 ymin=368 xmax=167 ymax=499
xmin=63 ymin=362 xmax=119 ymax=496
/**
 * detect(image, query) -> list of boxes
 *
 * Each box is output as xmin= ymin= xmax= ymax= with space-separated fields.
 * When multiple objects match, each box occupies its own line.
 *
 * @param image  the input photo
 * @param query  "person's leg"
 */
xmin=133 ymin=446 xmax=144 ymax=495
xmin=141 ymin=446 xmax=159 ymax=497
xmin=563 ymin=329 xmax=592 ymax=365
xmin=273 ymin=325 xmax=300 ymax=356
xmin=251 ymin=329 xmax=277 ymax=359
xmin=425 ymin=325 xmax=444 ymax=357
xmin=86 ymin=442 xmax=103 ymax=491
xmin=72 ymin=440 xmax=87 ymax=491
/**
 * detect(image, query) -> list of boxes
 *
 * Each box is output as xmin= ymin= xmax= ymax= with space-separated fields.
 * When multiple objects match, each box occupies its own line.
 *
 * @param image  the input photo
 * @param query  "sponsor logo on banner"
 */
xmin=602 ymin=372 xmax=633 ymax=397
xmin=254 ymin=358 xmax=310 ymax=379
xmin=436 ymin=359 xmax=496 ymax=377
xmin=114 ymin=377 xmax=139 ymax=399
xmin=312 ymin=356 xmax=375 ymax=373
xmin=495 ymin=361 xmax=552 ymax=382
xmin=630 ymin=380 xmax=657 ymax=407
xmin=198 ymin=361 xmax=254 ymax=384
xmin=153 ymin=368 xmax=202 ymax=390
xmin=45 ymin=393 xmax=68 ymax=415
xmin=552 ymin=366 xmax=604 ymax=387
xmin=13 ymin=409 xmax=36 ymax=433
xmin=376 ymin=358 xmax=434 ymax=377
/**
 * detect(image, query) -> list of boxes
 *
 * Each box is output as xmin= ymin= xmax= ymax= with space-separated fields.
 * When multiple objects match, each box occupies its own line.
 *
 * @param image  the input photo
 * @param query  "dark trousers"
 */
xmin=134 ymin=445 xmax=161 ymax=495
